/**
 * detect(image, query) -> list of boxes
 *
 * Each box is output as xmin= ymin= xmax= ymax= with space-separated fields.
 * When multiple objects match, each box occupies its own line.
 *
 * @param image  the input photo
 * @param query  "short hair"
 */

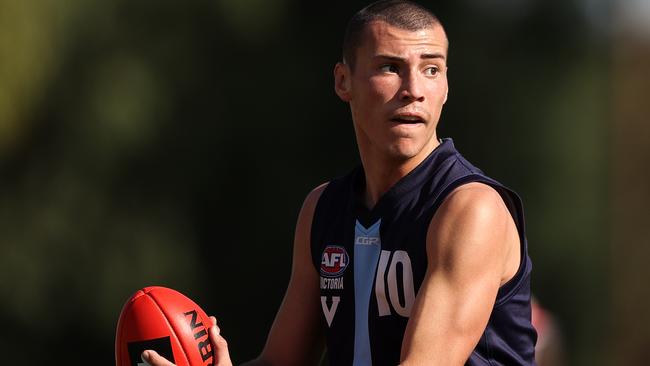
xmin=342 ymin=0 xmax=443 ymax=70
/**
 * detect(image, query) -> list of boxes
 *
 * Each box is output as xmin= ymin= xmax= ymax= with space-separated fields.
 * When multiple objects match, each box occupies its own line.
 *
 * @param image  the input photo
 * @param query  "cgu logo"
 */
xmin=320 ymin=245 xmax=349 ymax=278
xmin=355 ymin=236 xmax=380 ymax=245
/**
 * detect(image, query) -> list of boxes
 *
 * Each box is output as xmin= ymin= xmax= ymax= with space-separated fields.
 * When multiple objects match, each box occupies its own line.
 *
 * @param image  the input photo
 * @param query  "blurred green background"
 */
xmin=0 ymin=0 xmax=647 ymax=365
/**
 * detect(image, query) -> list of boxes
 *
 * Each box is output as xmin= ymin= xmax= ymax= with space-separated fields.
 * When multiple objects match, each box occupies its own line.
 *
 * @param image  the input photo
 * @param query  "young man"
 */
xmin=143 ymin=1 xmax=537 ymax=365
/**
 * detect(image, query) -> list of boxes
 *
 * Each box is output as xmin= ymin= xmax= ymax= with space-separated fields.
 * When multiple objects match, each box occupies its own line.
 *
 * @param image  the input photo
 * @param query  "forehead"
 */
xmin=358 ymin=21 xmax=448 ymax=59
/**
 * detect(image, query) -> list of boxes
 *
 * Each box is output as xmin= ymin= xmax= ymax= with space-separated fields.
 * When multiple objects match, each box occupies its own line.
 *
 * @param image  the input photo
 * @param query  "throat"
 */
xmin=361 ymin=165 xmax=408 ymax=209
xmin=360 ymin=139 xmax=441 ymax=209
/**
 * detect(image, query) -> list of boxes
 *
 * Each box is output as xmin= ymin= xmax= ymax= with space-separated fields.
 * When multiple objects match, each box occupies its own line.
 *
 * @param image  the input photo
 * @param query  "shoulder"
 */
xmin=301 ymin=182 xmax=329 ymax=214
xmin=295 ymin=182 xmax=330 ymax=230
xmin=437 ymin=182 xmax=508 ymax=221
xmin=427 ymin=182 xmax=513 ymax=267
xmin=292 ymin=183 xmax=331 ymax=274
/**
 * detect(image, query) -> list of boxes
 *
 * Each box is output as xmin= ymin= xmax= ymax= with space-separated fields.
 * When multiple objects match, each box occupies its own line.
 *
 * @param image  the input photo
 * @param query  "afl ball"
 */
xmin=115 ymin=286 xmax=214 ymax=366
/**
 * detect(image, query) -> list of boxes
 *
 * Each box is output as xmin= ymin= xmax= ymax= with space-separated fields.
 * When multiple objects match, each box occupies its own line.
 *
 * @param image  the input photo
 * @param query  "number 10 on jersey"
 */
xmin=375 ymin=250 xmax=416 ymax=317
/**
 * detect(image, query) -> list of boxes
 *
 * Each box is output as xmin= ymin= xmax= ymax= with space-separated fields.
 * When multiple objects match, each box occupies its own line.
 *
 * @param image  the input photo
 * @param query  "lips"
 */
xmin=390 ymin=113 xmax=425 ymax=124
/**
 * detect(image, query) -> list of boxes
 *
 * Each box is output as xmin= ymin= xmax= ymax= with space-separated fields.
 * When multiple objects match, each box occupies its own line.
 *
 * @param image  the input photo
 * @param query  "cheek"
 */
xmin=366 ymin=76 xmax=399 ymax=103
xmin=425 ymin=83 xmax=448 ymax=106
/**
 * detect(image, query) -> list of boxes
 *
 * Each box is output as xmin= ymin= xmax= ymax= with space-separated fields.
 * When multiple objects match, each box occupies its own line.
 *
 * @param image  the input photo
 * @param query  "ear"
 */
xmin=334 ymin=62 xmax=352 ymax=102
xmin=443 ymin=67 xmax=449 ymax=104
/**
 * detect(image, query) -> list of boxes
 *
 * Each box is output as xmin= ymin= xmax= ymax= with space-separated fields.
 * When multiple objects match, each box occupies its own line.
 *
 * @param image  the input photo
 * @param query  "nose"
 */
xmin=400 ymin=70 xmax=425 ymax=102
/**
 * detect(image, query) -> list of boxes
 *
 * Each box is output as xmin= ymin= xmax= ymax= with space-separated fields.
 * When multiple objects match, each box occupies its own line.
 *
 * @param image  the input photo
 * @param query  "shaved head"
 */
xmin=342 ymin=0 xmax=446 ymax=70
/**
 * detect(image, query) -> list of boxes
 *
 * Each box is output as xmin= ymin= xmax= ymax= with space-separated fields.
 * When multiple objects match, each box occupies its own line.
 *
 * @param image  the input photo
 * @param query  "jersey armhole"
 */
xmin=491 ymin=185 xmax=530 ymax=308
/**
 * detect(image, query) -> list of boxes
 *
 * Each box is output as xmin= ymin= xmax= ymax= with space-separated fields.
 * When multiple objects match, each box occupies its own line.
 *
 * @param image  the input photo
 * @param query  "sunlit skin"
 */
xmin=334 ymin=21 xmax=449 ymax=208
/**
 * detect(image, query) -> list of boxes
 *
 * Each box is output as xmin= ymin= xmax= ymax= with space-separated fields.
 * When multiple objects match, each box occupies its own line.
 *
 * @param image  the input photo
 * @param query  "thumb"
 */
xmin=142 ymin=350 xmax=176 ymax=366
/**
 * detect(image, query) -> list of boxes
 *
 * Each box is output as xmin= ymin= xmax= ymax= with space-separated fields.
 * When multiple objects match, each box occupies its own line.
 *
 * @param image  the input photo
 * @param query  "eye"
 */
xmin=424 ymin=66 xmax=439 ymax=76
xmin=380 ymin=64 xmax=399 ymax=73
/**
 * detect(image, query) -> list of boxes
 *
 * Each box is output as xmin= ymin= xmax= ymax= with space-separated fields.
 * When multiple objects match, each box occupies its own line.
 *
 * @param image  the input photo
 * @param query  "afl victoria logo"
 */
xmin=320 ymin=245 xmax=349 ymax=278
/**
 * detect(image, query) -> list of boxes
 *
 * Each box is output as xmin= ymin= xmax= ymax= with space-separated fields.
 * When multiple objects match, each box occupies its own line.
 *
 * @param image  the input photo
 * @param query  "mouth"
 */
xmin=389 ymin=113 xmax=425 ymax=124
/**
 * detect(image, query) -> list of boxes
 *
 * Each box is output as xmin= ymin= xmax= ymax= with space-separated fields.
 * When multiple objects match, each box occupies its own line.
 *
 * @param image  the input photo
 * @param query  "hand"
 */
xmin=142 ymin=316 xmax=233 ymax=366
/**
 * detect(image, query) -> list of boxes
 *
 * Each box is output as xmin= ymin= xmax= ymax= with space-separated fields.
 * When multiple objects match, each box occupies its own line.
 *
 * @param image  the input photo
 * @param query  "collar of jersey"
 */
xmin=352 ymin=138 xmax=459 ymax=219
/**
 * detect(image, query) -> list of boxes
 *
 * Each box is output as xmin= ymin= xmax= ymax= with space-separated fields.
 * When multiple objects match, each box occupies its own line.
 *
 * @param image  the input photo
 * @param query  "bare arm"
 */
xmin=400 ymin=182 xmax=521 ymax=365
xmin=143 ymin=184 xmax=328 ymax=366
xmin=243 ymin=183 xmax=328 ymax=366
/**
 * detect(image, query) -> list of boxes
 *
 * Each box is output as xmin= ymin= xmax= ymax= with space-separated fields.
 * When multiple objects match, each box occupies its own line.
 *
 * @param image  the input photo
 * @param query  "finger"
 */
xmin=142 ymin=350 xmax=176 ymax=366
xmin=209 ymin=324 xmax=232 ymax=366
xmin=209 ymin=316 xmax=221 ymax=335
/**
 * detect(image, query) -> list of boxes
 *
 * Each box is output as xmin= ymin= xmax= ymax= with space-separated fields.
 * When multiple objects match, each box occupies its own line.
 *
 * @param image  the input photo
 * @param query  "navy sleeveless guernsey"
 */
xmin=311 ymin=138 xmax=537 ymax=366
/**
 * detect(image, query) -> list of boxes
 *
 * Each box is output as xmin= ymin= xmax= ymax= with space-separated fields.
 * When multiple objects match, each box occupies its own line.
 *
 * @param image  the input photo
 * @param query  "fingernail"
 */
xmin=142 ymin=350 xmax=151 ymax=361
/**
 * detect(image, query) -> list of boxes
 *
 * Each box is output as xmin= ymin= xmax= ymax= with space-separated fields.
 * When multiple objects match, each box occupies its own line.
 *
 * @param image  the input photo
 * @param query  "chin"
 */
xmin=386 ymin=143 xmax=422 ymax=161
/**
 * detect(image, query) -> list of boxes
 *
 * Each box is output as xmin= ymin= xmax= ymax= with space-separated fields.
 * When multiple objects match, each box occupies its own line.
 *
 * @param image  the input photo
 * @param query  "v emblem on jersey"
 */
xmin=321 ymin=296 xmax=340 ymax=327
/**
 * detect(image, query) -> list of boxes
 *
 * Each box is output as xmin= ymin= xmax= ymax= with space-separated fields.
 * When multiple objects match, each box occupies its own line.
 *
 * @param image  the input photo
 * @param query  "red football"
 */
xmin=115 ymin=286 xmax=214 ymax=366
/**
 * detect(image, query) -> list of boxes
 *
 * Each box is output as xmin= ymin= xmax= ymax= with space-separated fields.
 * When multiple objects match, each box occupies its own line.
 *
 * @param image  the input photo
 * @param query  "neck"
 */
xmin=360 ymin=139 xmax=440 ymax=209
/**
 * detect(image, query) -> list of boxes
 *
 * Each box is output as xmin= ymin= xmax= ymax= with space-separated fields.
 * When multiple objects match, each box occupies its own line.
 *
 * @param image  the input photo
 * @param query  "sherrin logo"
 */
xmin=320 ymin=245 xmax=349 ymax=278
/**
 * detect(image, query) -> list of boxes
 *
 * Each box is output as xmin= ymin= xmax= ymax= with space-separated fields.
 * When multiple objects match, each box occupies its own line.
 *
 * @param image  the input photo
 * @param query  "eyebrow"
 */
xmin=374 ymin=53 xmax=446 ymax=62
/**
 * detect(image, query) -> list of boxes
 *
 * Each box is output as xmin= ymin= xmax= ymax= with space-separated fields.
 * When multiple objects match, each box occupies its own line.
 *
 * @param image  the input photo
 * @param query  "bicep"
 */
xmin=256 ymin=184 xmax=328 ymax=366
xmin=400 ymin=183 xmax=514 ymax=365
